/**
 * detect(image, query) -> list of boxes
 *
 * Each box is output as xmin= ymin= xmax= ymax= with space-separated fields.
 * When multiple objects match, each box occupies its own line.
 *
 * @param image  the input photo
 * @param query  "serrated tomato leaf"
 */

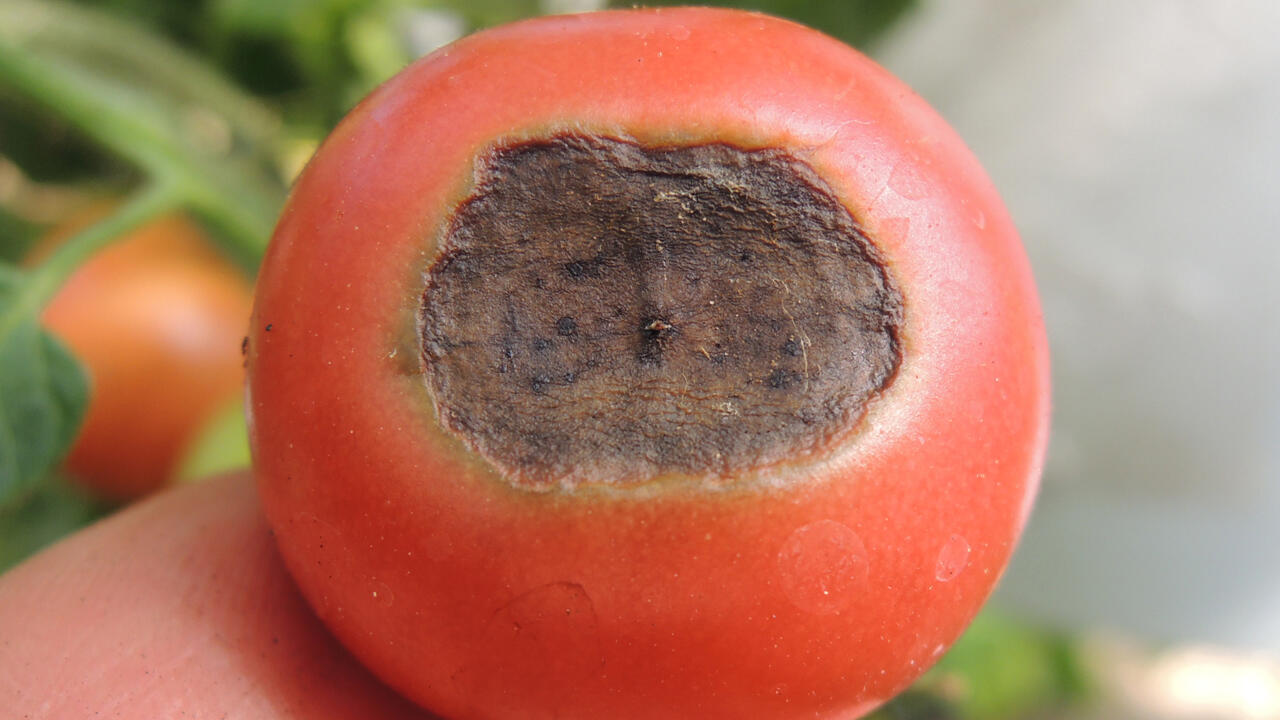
xmin=0 ymin=266 xmax=89 ymax=506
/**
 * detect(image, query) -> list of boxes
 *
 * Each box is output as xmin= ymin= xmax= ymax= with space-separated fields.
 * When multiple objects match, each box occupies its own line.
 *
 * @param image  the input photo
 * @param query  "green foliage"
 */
xmin=869 ymin=612 xmax=1089 ymax=720
xmin=0 ymin=209 xmax=39 ymax=263
xmin=0 ymin=185 xmax=179 ymax=507
xmin=0 ymin=0 xmax=289 ymax=570
xmin=434 ymin=0 xmax=543 ymax=28
xmin=936 ymin=613 xmax=1090 ymax=720
xmin=0 ymin=92 xmax=124 ymax=186
xmin=0 ymin=188 xmax=237 ymax=556
xmin=0 ymin=0 xmax=285 ymax=270
xmin=211 ymin=0 xmax=367 ymax=122
xmin=0 ymin=265 xmax=89 ymax=506
xmin=876 ymin=691 xmax=959 ymax=720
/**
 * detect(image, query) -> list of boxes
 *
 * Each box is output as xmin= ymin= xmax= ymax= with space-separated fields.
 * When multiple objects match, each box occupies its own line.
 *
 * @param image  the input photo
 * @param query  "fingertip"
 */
xmin=0 ymin=473 xmax=435 ymax=719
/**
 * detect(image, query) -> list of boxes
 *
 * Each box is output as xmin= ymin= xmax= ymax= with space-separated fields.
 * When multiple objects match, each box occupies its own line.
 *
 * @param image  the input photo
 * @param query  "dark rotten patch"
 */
xmin=421 ymin=135 xmax=902 ymax=488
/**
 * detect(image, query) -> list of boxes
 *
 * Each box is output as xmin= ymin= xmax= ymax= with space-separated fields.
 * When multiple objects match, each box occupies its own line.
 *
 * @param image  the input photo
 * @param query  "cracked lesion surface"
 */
xmin=421 ymin=135 xmax=903 ymax=488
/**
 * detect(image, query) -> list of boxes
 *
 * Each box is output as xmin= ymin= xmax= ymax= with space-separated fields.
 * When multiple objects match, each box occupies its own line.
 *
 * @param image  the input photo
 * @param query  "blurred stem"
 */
xmin=0 ymin=0 xmax=279 ymax=146
xmin=0 ymin=41 xmax=182 ymax=186
xmin=3 ymin=183 xmax=179 ymax=333
xmin=0 ymin=37 xmax=279 ymax=270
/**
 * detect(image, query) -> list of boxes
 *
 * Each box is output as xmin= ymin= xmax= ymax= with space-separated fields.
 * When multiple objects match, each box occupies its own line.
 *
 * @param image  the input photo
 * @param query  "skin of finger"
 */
xmin=0 ymin=473 xmax=437 ymax=720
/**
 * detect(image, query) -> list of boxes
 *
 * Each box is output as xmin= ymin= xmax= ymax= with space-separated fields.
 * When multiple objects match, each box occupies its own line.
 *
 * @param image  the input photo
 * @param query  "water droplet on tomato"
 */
xmin=371 ymin=580 xmax=395 ymax=607
xmin=888 ymin=157 xmax=931 ymax=200
xmin=777 ymin=520 xmax=869 ymax=615
xmin=935 ymin=534 xmax=971 ymax=582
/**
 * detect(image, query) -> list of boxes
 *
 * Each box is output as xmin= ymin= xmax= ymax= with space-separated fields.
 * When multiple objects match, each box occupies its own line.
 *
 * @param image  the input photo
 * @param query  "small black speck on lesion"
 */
xmin=767 ymin=368 xmax=802 ymax=390
xmin=556 ymin=316 xmax=578 ymax=336
xmin=529 ymin=374 xmax=551 ymax=395
xmin=564 ymin=256 xmax=604 ymax=280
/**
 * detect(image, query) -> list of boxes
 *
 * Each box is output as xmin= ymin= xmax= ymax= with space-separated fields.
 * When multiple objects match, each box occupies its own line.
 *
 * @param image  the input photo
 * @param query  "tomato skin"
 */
xmin=248 ymin=8 xmax=1049 ymax=720
xmin=42 ymin=211 xmax=253 ymax=500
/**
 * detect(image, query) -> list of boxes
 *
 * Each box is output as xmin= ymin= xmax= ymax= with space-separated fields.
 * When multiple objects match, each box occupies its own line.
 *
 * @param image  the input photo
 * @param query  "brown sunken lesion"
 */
xmin=421 ymin=134 xmax=903 ymax=489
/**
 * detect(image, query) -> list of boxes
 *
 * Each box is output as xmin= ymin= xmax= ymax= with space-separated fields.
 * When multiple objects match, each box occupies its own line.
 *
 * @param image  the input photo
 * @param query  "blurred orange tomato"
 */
xmin=38 ymin=205 xmax=253 ymax=500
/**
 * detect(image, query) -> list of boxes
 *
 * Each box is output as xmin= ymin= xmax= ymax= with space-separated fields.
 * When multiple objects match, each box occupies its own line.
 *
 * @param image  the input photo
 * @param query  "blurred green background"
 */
xmin=0 ymin=2 xmax=1089 ymax=719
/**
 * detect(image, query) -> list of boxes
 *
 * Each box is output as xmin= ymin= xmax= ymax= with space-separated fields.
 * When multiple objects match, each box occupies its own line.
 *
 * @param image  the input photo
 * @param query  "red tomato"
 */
xmin=41 ymin=209 xmax=253 ymax=500
xmin=248 ymin=8 xmax=1049 ymax=719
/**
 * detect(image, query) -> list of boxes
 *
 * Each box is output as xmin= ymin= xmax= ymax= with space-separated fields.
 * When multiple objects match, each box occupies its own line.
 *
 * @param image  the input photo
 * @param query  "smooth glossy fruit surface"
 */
xmin=248 ymin=8 xmax=1049 ymax=719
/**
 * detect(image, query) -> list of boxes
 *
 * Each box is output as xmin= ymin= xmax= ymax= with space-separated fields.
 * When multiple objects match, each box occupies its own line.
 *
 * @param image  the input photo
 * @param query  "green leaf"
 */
xmin=345 ymin=6 xmax=415 ymax=89
xmin=211 ymin=0 xmax=343 ymax=36
xmin=211 ymin=0 xmax=364 ymax=126
xmin=0 ymin=265 xmax=89 ymax=506
xmin=0 ymin=185 xmax=179 ymax=506
xmin=0 ymin=207 xmax=40 ymax=263
xmin=432 ymin=0 xmax=541 ymax=29
xmin=871 ymin=690 xmax=958 ymax=720
xmin=931 ymin=612 xmax=1087 ymax=720
xmin=864 ymin=611 xmax=1089 ymax=720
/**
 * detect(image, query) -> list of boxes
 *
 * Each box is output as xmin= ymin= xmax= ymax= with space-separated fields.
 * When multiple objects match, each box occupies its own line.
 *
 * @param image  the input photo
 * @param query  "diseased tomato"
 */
xmin=248 ymin=8 xmax=1049 ymax=719
xmin=41 ymin=208 xmax=253 ymax=500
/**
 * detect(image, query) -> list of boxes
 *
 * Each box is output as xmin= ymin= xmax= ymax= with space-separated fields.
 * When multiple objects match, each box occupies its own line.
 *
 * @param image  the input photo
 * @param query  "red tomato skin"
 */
xmin=42 ymin=211 xmax=253 ymax=500
xmin=248 ymin=8 xmax=1049 ymax=720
